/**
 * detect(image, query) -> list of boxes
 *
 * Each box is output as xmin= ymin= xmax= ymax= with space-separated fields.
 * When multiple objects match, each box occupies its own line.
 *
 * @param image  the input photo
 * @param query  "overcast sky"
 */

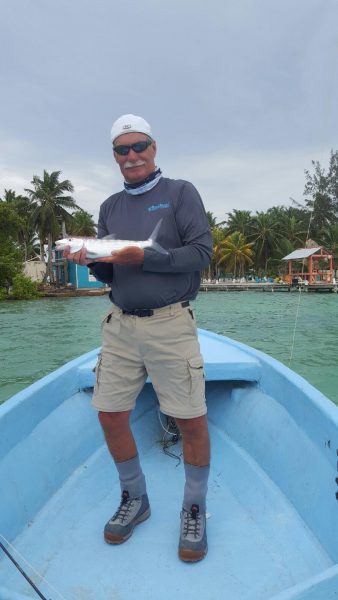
xmin=1 ymin=0 xmax=338 ymax=224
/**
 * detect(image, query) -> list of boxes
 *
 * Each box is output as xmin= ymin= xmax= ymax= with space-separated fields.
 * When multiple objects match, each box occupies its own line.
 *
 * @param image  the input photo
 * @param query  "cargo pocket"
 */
xmin=188 ymin=355 xmax=205 ymax=406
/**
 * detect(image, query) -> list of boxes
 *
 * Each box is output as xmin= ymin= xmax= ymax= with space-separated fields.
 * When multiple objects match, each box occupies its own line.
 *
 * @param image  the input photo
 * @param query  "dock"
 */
xmin=200 ymin=282 xmax=338 ymax=293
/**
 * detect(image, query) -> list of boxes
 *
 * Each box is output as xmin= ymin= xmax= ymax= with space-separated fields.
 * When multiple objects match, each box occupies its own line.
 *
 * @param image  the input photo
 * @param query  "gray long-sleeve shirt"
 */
xmin=89 ymin=177 xmax=212 ymax=310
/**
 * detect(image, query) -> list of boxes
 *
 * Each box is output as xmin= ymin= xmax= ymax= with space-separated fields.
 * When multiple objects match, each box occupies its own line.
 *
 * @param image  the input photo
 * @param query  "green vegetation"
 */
xmin=206 ymin=150 xmax=338 ymax=279
xmin=1 ymin=152 xmax=337 ymax=298
xmin=0 ymin=202 xmax=24 ymax=294
xmin=215 ymin=232 xmax=254 ymax=278
xmin=10 ymin=274 xmax=41 ymax=300
xmin=67 ymin=209 xmax=97 ymax=236
xmin=0 ymin=170 xmax=96 ymax=299
xmin=25 ymin=170 xmax=80 ymax=281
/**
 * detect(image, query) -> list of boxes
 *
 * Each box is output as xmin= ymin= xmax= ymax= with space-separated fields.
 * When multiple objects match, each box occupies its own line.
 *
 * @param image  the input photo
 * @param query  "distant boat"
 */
xmin=1 ymin=329 xmax=338 ymax=599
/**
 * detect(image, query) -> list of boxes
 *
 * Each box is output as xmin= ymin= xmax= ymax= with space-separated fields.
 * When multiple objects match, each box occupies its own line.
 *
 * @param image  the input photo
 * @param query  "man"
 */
xmin=64 ymin=114 xmax=212 ymax=562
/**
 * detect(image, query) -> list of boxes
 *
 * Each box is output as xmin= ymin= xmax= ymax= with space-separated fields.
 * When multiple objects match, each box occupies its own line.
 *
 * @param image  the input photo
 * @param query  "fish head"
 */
xmin=55 ymin=237 xmax=85 ymax=254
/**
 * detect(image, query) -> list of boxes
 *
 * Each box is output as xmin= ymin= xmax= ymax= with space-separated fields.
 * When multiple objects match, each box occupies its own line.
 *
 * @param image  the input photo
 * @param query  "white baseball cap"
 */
xmin=110 ymin=114 xmax=153 ymax=143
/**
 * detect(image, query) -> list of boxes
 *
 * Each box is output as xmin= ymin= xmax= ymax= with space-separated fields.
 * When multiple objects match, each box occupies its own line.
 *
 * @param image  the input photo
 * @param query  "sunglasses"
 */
xmin=113 ymin=140 xmax=152 ymax=156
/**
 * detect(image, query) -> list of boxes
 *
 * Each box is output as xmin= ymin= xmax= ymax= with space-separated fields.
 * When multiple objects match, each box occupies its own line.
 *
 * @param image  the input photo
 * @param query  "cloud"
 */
xmin=164 ymin=147 xmax=324 ymax=222
xmin=1 ymin=0 xmax=337 ymax=227
xmin=1 ymin=131 xmax=323 ymax=228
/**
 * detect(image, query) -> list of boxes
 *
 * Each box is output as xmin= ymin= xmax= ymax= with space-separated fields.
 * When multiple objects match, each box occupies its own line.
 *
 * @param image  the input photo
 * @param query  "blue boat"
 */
xmin=1 ymin=329 xmax=338 ymax=600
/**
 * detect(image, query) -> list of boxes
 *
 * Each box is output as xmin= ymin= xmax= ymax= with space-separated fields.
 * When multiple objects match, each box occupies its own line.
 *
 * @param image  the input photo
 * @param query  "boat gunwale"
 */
xmin=199 ymin=328 xmax=338 ymax=427
xmin=1 ymin=329 xmax=337 ymax=463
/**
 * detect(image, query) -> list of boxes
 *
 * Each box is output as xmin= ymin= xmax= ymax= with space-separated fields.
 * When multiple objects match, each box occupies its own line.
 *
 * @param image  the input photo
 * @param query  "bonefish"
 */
xmin=55 ymin=219 xmax=168 ymax=259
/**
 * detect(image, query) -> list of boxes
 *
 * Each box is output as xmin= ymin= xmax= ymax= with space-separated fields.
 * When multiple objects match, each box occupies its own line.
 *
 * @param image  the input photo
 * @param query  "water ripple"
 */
xmin=1 ymin=292 xmax=337 ymax=404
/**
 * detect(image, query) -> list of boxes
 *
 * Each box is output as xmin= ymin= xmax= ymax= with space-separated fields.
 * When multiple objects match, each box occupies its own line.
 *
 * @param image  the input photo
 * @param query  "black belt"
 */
xmin=122 ymin=301 xmax=190 ymax=318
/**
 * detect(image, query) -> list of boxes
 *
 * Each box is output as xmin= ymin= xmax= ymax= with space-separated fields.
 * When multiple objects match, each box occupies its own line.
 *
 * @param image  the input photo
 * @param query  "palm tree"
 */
xmin=204 ymin=211 xmax=227 ymax=279
xmin=2 ymin=188 xmax=18 ymax=203
xmin=280 ymin=214 xmax=308 ymax=247
xmin=216 ymin=232 xmax=254 ymax=278
xmin=250 ymin=212 xmax=281 ymax=274
xmin=271 ymin=238 xmax=295 ymax=276
xmin=67 ymin=210 xmax=97 ymax=236
xmin=0 ymin=202 xmax=24 ymax=291
xmin=319 ymin=223 xmax=338 ymax=269
xmin=25 ymin=170 xmax=79 ymax=281
xmin=226 ymin=210 xmax=253 ymax=237
xmin=304 ymin=159 xmax=337 ymax=234
xmin=14 ymin=196 xmax=37 ymax=261
xmin=209 ymin=225 xmax=227 ymax=279
xmin=19 ymin=227 xmax=41 ymax=261
xmin=1 ymin=190 xmax=38 ymax=261
xmin=206 ymin=211 xmax=218 ymax=229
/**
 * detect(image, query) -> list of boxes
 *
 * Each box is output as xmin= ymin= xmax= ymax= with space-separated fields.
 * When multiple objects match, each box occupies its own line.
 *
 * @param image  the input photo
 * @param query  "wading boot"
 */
xmin=178 ymin=503 xmax=208 ymax=562
xmin=104 ymin=490 xmax=150 ymax=544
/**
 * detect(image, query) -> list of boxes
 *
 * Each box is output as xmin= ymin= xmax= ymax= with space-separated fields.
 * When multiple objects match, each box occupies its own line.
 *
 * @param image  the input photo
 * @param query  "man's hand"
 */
xmin=95 ymin=246 xmax=145 ymax=265
xmin=63 ymin=246 xmax=144 ymax=266
xmin=63 ymin=246 xmax=91 ymax=266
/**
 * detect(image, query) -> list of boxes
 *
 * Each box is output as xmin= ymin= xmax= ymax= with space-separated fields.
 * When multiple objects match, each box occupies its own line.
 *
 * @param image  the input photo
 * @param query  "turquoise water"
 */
xmin=0 ymin=292 xmax=337 ymax=404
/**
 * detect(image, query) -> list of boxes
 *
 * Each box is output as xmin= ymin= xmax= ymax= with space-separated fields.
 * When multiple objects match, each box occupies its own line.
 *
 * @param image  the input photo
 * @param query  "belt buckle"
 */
xmin=137 ymin=309 xmax=154 ymax=317
xmin=122 ymin=308 xmax=154 ymax=317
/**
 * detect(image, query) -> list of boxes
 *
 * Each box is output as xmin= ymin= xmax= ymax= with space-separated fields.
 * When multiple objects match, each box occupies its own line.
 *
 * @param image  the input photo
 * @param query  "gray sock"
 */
xmin=115 ymin=455 xmax=147 ymax=499
xmin=183 ymin=462 xmax=210 ymax=513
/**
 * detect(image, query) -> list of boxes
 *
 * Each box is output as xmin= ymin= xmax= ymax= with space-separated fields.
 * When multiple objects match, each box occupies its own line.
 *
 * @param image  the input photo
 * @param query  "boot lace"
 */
xmin=183 ymin=504 xmax=201 ymax=539
xmin=111 ymin=490 xmax=137 ymax=524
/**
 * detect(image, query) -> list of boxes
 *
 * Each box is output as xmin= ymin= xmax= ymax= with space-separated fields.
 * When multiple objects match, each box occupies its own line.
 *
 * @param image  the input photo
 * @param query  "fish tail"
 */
xmin=148 ymin=218 xmax=162 ymax=241
xmin=148 ymin=219 xmax=168 ymax=254
xmin=151 ymin=241 xmax=169 ymax=255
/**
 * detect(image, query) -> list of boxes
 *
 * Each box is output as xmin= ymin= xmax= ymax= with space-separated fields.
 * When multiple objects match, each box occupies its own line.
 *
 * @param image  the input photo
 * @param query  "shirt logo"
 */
xmin=148 ymin=203 xmax=170 ymax=212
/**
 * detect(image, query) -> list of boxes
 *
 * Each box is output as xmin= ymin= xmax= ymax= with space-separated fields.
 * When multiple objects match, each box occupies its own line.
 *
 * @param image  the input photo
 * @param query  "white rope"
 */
xmin=288 ymin=212 xmax=314 ymax=366
xmin=157 ymin=409 xmax=178 ymax=436
xmin=288 ymin=288 xmax=303 ymax=366
xmin=0 ymin=533 xmax=69 ymax=600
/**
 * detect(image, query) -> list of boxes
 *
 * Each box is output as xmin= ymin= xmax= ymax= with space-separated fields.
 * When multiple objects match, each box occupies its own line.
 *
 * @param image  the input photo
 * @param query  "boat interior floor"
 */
xmin=0 ymin=385 xmax=334 ymax=600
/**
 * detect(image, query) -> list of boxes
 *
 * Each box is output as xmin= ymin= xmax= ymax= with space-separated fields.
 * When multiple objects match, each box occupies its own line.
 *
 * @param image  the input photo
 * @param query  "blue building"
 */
xmin=67 ymin=261 xmax=106 ymax=289
xmin=53 ymin=249 xmax=106 ymax=289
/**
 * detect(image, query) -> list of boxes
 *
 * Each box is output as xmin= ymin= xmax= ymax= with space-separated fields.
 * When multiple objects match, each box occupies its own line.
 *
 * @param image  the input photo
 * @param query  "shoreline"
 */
xmin=200 ymin=282 xmax=338 ymax=293
xmin=2 ymin=282 xmax=337 ymax=301
xmin=42 ymin=287 xmax=109 ymax=298
xmin=39 ymin=283 xmax=338 ymax=297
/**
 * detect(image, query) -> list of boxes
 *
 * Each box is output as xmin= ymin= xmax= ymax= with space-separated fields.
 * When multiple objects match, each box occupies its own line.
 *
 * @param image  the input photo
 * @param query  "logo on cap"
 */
xmin=123 ymin=124 xmax=132 ymax=130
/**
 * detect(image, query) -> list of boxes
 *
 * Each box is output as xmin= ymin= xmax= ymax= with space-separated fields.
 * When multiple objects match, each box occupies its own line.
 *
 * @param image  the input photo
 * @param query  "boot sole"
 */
xmin=179 ymin=545 xmax=208 ymax=562
xmin=104 ymin=507 xmax=151 ymax=545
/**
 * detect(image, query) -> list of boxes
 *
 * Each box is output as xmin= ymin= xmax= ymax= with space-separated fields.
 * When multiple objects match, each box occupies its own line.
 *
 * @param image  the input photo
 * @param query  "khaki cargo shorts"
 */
xmin=92 ymin=302 xmax=206 ymax=419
